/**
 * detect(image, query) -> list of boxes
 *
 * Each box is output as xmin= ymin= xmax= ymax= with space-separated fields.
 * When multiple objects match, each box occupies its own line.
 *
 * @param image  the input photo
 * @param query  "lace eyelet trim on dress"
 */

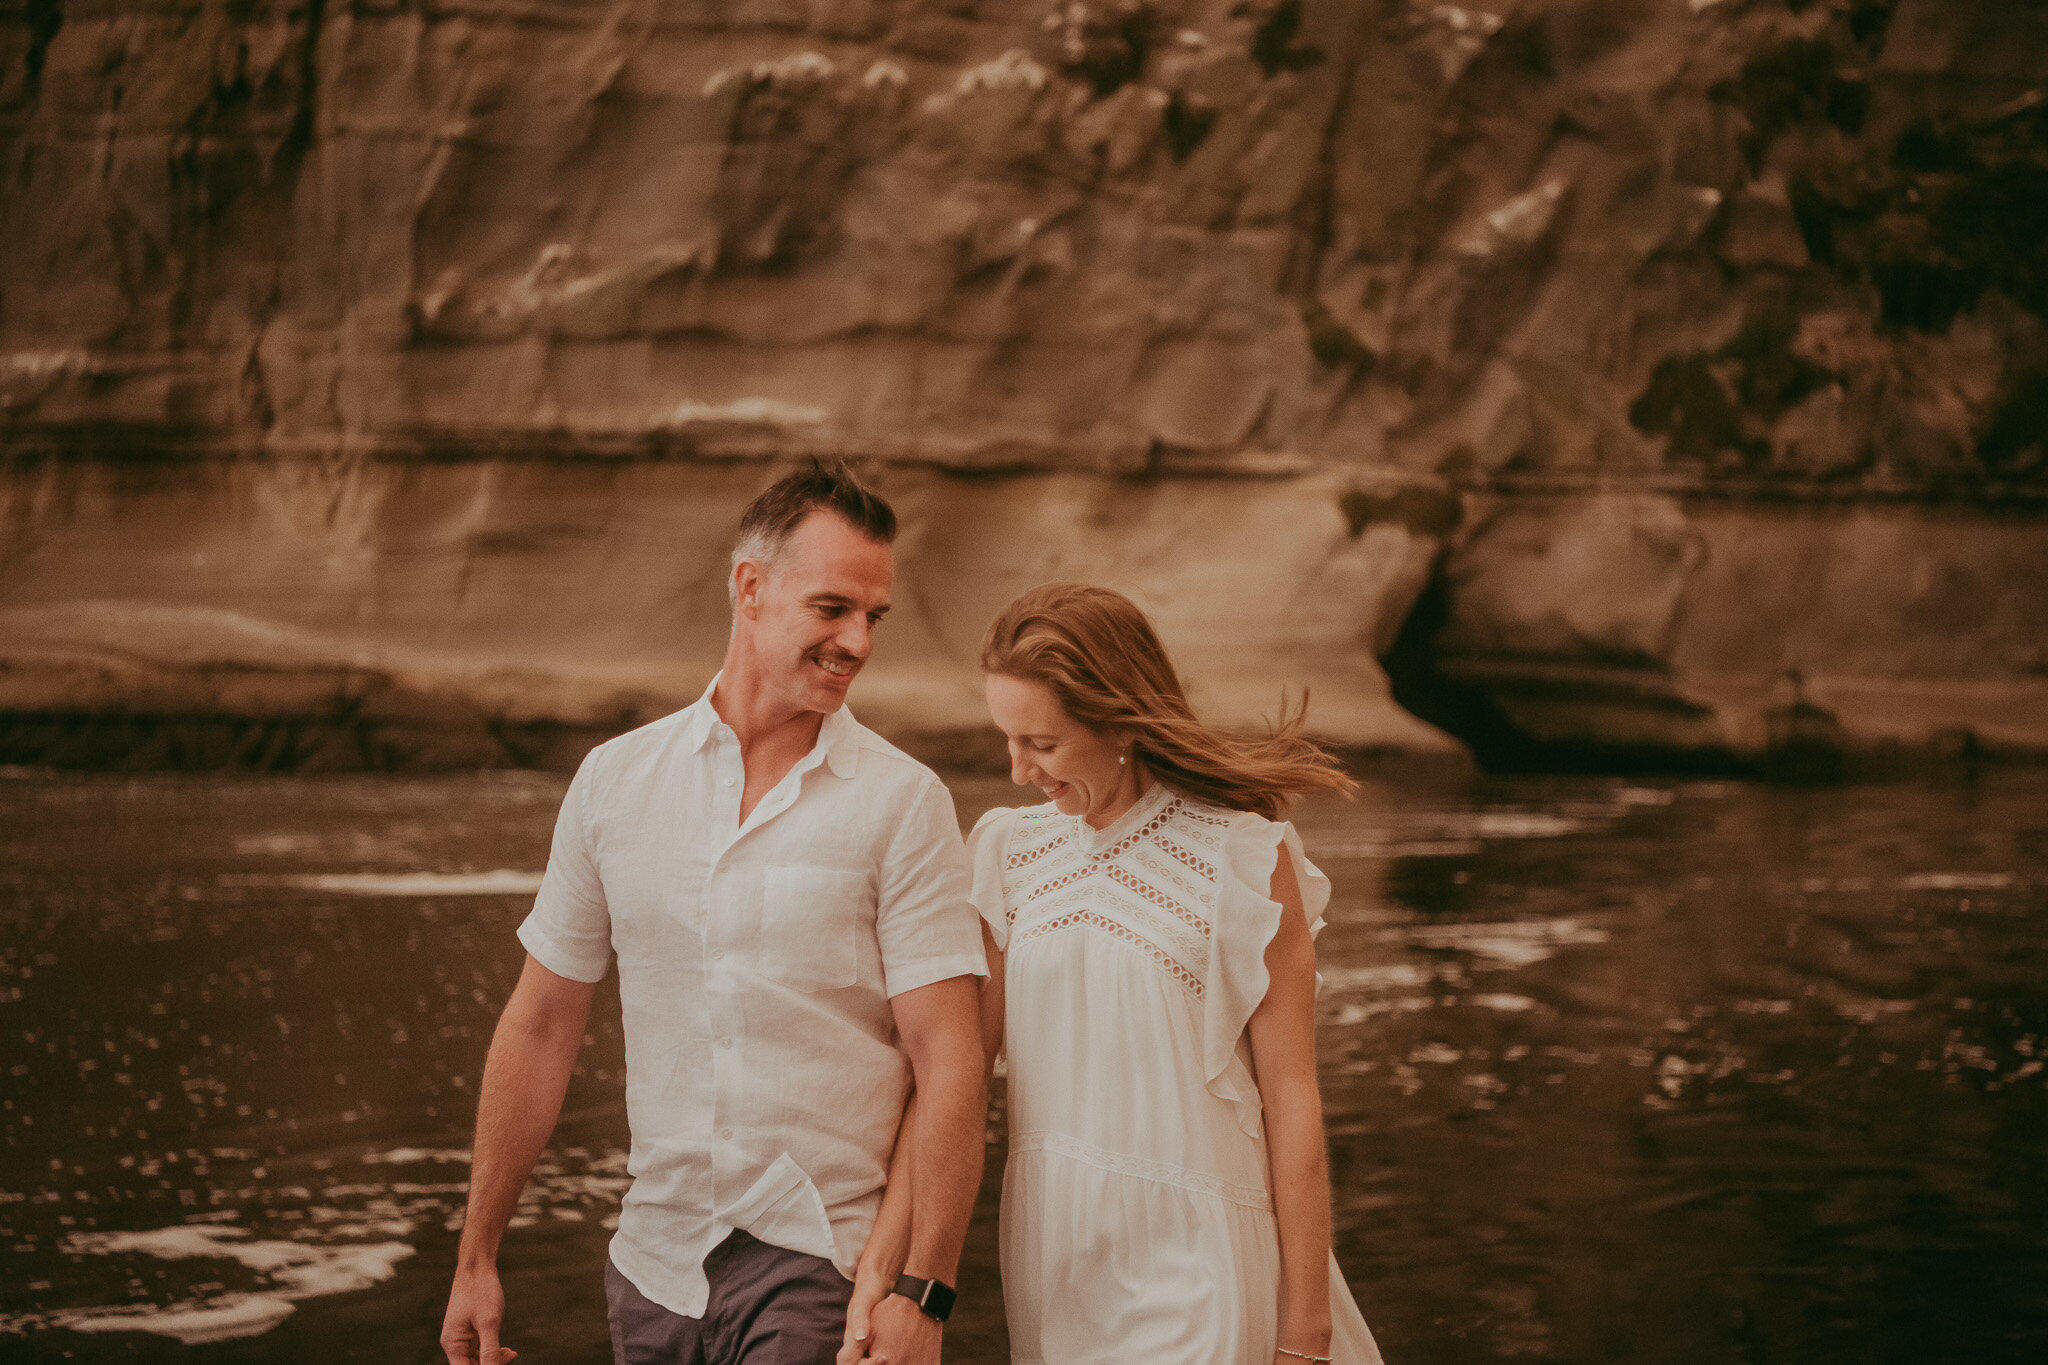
xmin=1103 ymin=862 xmax=1210 ymax=939
xmin=1153 ymin=833 xmax=1217 ymax=881
xmin=1006 ymin=830 xmax=1068 ymax=871
xmin=1010 ymin=1130 xmax=1273 ymax=1212
xmin=1014 ymin=862 xmax=1100 ymax=920
xmin=1014 ymin=908 xmax=1204 ymax=996
xmin=1129 ymin=846 xmax=1202 ymax=900
xmin=1094 ymin=796 xmax=1186 ymax=863
xmin=998 ymin=793 xmax=1246 ymax=993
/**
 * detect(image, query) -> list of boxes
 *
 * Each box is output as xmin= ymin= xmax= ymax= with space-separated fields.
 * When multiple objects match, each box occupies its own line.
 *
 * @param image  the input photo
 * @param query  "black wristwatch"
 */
xmin=891 ymin=1273 xmax=957 ymax=1323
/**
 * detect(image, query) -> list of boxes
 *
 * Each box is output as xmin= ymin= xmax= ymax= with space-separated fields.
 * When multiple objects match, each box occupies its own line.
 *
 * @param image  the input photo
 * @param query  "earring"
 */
xmin=1118 ymin=752 xmax=1127 ymax=765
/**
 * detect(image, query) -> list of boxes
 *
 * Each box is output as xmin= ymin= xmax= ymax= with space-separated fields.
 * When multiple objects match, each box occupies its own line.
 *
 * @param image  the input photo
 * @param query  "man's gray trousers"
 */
xmin=605 ymin=1230 xmax=854 ymax=1365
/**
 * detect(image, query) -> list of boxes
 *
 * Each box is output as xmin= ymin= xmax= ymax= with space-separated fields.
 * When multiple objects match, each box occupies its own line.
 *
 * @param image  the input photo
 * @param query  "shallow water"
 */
xmin=2 ymin=769 xmax=2045 ymax=1362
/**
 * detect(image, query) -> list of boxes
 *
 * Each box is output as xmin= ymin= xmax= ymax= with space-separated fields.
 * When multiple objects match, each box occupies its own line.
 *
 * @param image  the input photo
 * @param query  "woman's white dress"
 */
xmin=968 ymin=783 xmax=1384 ymax=1365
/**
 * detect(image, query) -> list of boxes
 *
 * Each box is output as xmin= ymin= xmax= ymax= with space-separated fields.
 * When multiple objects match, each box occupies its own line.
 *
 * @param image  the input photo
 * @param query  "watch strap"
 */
xmin=891 ymin=1272 xmax=956 ymax=1322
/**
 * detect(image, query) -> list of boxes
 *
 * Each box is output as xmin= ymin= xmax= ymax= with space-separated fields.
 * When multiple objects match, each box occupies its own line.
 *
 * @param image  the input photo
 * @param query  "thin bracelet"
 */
xmin=1276 ymin=1350 xmax=1333 ymax=1364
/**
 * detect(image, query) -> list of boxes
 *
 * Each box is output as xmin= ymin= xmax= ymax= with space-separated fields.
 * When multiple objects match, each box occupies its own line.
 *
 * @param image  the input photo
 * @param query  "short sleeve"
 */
xmin=1202 ymin=813 xmax=1333 ymax=1136
xmin=965 ymin=806 xmax=1021 ymax=951
xmin=874 ymin=777 xmax=989 ymax=998
xmin=517 ymin=750 xmax=614 ymax=983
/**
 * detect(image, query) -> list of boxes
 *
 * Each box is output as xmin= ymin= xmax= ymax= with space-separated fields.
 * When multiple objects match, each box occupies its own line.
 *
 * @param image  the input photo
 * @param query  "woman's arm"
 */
xmin=837 ymin=1092 xmax=916 ymax=1365
xmin=840 ymin=921 xmax=1007 ymax=1365
xmin=1247 ymin=849 xmax=1335 ymax=1364
xmin=978 ymin=919 xmax=1007 ymax=1075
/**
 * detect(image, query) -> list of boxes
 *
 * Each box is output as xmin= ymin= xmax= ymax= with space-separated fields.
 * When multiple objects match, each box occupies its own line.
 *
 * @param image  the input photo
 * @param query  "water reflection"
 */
xmin=1 ymin=770 xmax=2043 ymax=1361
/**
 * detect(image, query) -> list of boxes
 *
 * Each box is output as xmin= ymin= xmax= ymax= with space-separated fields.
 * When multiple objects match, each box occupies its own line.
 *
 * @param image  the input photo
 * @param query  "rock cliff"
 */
xmin=0 ymin=457 xmax=1453 ymax=767
xmin=2 ymin=0 xmax=2043 ymax=769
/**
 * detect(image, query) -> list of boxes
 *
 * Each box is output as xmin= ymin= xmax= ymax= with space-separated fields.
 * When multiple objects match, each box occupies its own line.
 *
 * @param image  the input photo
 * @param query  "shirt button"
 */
xmin=723 ymin=777 xmax=735 ymax=788
xmin=719 ymin=1128 xmax=733 ymax=1141
xmin=711 ymin=948 xmax=725 ymax=962
xmin=718 ymin=1037 xmax=733 ymax=1049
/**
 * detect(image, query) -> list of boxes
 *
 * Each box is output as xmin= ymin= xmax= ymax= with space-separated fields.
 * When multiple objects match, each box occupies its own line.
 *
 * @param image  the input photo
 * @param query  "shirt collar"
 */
xmin=680 ymin=675 xmax=723 ymax=756
xmin=682 ymin=672 xmax=861 ymax=780
xmin=816 ymin=704 xmax=860 ymax=780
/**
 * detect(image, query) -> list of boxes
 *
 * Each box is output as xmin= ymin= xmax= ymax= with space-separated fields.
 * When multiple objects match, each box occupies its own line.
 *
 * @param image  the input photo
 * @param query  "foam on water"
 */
xmin=26 ymin=1295 xmax=299 ymax=1346
xmin=73 ymin=1224 xmax=412 ymax=1288
xmin=1467 ymin=992 xmax=1540 ymax=1012
xmin=1299 ymin=783 xmax=1691 ymax=861
xmin=1900 ymin=872 xmax=2016 ymax=891
xmin=363 ymin=1146 xmax=473 ymax=1165
xmin=1320 ymin=963 xmax=1439 ymax=994
xmin=1302 ymin=836 xmax=1486 ymax=858
xmin=1388 ymin=918 xmax=1612 ymax=969
xmin=0 ymin=1225 xmax=414 ymax=1345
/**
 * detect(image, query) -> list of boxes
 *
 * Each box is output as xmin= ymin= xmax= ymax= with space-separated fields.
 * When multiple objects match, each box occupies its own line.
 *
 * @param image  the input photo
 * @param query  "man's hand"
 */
xmin=442 ymin=957 xmax=593 ymax=1365
xmin=856 ymin=1291 xmax=943 ymax=1365
xmin=441 ymin=1263 xmax=518 ymax=1365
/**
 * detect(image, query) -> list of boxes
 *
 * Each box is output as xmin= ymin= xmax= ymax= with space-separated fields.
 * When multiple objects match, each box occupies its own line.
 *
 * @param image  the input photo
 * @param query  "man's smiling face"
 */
xmin=732 ymin=508 xmax=894 ymax=717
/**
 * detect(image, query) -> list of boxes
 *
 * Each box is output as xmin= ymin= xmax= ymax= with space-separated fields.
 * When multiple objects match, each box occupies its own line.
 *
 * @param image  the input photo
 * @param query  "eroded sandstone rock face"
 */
xmin=0 ymin=456 xmax=1456 ymax=767
xmin=1 ymin=0 xmax=2043 ymax=767
xmin=8 ymin=0 xmax=2040 ymax=474
xmin=1412 ymin=492 xmax=2048 ymax=766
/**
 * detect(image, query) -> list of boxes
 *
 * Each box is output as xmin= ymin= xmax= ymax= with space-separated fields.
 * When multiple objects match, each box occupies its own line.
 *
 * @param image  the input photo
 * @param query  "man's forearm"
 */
xmin=860 ymin=1091 xmax=919 ymax=1281
xmin=457 ymin=999 xmax=587 ymax=1267
xmin=900 ymin=1050 xmax=986 ymax=1283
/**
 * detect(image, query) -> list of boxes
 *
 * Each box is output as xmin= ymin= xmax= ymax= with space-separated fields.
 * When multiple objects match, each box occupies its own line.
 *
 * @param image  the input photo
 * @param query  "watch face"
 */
xmin=896 ymin=1274 xmax=956 ymax=1322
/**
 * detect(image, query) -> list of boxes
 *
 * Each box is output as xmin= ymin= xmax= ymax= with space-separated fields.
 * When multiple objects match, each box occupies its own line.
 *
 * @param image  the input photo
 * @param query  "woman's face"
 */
xmin=985 ymin=673 xmax=1135 ymax=823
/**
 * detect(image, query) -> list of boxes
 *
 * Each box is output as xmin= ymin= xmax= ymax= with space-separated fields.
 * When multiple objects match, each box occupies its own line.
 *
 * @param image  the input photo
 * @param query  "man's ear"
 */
xmin=732 ymin=560 xmax=764 ymax=619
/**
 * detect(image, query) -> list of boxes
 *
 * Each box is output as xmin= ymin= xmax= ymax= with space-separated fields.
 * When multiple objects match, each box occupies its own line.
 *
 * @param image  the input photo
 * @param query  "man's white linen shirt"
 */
xmin=516 ymin=684 xmax=987 ymax=1317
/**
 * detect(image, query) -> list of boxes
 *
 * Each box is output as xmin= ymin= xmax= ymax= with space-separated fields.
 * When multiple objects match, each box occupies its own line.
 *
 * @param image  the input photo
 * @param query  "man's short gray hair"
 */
xmin=728 ymin=460 xmax=898 ymax=607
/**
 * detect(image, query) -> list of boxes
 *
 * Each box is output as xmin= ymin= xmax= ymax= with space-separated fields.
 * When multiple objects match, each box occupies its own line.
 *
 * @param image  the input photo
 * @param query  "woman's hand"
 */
xmin=853 ymin=1291 xmax=944 ymax=1365
xmin=841 ymin=1085 xmax=915 ymax=1365
xmin=837 ymin=1258 xmax=899 ymax=1365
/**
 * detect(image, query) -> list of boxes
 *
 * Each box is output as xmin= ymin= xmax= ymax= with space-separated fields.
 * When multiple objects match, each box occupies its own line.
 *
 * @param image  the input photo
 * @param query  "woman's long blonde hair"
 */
xmin=980 ymin=584 xmax=1356 ymax=820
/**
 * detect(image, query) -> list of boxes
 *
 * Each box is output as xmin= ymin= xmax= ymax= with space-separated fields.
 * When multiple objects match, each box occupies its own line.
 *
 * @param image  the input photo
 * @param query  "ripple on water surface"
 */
xmin=2 ymin=770 xmax=2046 ymax=1363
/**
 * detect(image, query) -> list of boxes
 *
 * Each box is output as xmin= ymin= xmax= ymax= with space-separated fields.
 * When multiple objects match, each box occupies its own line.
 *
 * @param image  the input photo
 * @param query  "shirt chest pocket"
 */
xmin=758 ymin=864 xmax=869 ymax=991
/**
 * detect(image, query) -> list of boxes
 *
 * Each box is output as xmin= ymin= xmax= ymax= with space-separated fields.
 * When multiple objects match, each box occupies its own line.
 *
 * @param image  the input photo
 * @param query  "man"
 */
xmin=441 ymin=462 xmax=989 ymax=1365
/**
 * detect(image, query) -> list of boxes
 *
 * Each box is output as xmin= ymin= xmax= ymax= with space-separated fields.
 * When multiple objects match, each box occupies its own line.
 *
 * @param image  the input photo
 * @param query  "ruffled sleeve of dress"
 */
xmin=1203 ymin=811 xmax=1335 ymax=1137
xmin=965 ymin=805 xmax=1021 ymax=952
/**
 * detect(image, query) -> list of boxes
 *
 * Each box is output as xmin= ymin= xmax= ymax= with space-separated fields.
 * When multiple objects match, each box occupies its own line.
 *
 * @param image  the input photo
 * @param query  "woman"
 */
xmin=849 ymin=584 xmax=1383 ymax=1365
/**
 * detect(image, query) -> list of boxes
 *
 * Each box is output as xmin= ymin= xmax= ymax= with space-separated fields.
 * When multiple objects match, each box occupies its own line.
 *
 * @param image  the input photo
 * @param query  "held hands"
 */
xmin=840 ymin=1268 xmax=945 ymax=1365
xmin=850 ymin=1291 xmax=944 ymax=1365
xmin=837 ymin=1261 xmax=894 ymax=1365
